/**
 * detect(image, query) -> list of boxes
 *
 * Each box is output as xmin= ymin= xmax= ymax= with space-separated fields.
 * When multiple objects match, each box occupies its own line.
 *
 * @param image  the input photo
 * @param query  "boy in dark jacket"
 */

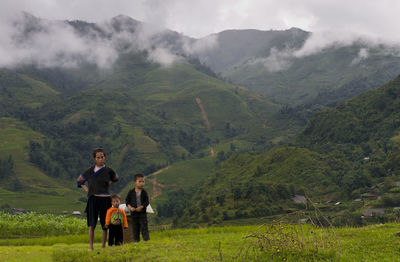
xmin=126 ymin=173 xmax=150 ymax=242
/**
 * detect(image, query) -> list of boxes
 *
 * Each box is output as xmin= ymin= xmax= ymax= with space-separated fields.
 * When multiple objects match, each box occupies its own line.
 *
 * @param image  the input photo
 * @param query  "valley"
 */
xmin=1 ymin=13 xmax=400 ymax=229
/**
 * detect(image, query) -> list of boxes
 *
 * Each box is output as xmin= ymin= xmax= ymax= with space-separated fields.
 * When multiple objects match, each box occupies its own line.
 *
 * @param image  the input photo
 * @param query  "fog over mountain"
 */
xmin=2 ymin=0 xmax=400 ymax=39
xmin=0 ymin=12 xmax=197 ymax=68
xmin=2 ymin=11 xmax=400 ymax=73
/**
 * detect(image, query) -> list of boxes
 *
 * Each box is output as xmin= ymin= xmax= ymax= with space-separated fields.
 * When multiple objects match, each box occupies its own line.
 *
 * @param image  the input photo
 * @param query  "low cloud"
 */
xmin=249 ymin=31 xmax=400 ymax=72
xmin=293 ymin=31 xmax=360 ymax=58
xmin=0 ymin=12 xmax=215 ymax=69
xmin=0 ymin=13 xmax=119 ymax=68
xmin=294 ymin=30 xmax=400 ymax=61
xmin=351 ymin=48 xmax=369 ymax=65
xmin=3 ymin=12 xmax=399 ymax=72
xmin=182 ymin=34 xmax=219 ymax=55
xmin=147 ymin=47 xmax=182 ymax=66
xmin=249 ymin=47 xmax=293 ymax=72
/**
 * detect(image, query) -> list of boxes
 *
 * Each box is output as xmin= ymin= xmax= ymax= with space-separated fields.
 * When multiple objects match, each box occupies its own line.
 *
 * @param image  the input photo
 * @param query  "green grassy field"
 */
xmin=0 ymin=189 xmax=86 ymax=214
xmin=120 ymin=157 xmax=215 ymax=203
xmin=154 ymin=157 xmax=215 ymax=190
xmin=1 ymin=221 xmax=400 ymax=261
xmin=10 ymin=73 xmax=60 ymax=108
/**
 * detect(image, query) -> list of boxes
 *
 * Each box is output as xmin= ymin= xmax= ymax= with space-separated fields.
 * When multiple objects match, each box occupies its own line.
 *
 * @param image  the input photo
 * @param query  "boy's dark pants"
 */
xmin=108 ymin=224 xmax=123 ymax=246
xmin=131 ymin=213 xmax=149 ymax=242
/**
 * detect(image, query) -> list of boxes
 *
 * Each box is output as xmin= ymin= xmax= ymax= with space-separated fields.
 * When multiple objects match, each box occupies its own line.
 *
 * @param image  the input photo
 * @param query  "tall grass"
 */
xmin=233 ymin=195 xmax=341 ymax=261
xmin=0 ymin=212 xmax=86 ymax=238
xmin=0 ymin=234 xmax=99 ymax=246
xmin=2 ymin=222 xmax=400 ymax=261
xmin=237 ymin=223 xmax=339 ymax=261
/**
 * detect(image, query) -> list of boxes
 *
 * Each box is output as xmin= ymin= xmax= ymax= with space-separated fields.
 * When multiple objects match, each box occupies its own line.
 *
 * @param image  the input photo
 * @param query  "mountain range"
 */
xmin=1 ymin=13 xmax=400 ymax=224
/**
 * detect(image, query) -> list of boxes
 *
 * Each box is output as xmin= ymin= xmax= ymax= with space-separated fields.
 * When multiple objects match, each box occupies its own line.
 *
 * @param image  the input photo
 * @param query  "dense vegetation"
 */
xmin=0 ymin=156 xmax=14 ymax=180
xmin=0 ymin=156 xmax=20 ymax=191
xmin=171 ymin=74 xmax=400 ymax=226
xmin=3 ymin=14 xmax=400 ymax=230
xmin=0 ymin=47 xmax=287 ymax=199
xmin=0 ymin=212 xmax=86 ymax=237
xmin=3 ymin=14 xmax=400 ymax=261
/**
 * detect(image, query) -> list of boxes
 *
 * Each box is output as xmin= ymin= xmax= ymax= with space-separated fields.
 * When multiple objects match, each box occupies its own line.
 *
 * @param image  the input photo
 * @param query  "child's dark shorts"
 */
xmin=85 ymin=195 xmax=111 ymax=229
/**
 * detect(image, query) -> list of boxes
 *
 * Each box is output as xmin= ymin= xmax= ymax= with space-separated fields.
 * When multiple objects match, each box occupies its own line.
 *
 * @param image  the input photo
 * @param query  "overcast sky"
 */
xmin=1 ymin=0 xmax=400 ymax=39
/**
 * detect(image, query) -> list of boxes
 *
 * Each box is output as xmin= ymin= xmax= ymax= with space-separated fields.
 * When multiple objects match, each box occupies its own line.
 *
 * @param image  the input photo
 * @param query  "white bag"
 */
xmin=146 ymin=204 xmax=155 ymax=214
xmin=120 ymin=203 xmax=154 ymax=214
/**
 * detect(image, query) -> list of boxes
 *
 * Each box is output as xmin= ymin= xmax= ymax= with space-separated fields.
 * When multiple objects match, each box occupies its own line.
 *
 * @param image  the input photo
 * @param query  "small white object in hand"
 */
xmin=119 ymin=203 xmax=155 ymax=214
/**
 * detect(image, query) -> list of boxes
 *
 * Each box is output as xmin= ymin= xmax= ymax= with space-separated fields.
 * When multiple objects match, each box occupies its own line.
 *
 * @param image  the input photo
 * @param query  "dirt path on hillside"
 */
xmin=149 ymin=178 xmax=166 ymax=200
xmin=195 ymin=97 xmax=211 ymax=131
xmin=148 ymin=166 xmax=169 ymax=201
xmin=262 ymin=119 xmax=270 ymax=129
xmin=210 ymin=147 xmax=215 ymax=156
xmin=149 ymin=166 xmax=169 ymax=176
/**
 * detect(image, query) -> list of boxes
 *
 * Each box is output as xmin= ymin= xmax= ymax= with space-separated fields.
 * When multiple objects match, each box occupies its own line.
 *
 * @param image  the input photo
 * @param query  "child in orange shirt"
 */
xmin=105 ymin=194 xmax=128 ymax=246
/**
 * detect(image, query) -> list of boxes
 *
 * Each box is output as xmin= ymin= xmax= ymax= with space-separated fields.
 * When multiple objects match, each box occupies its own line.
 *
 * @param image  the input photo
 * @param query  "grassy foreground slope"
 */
xmin=1 ymin=223 xmax=400 ymax=261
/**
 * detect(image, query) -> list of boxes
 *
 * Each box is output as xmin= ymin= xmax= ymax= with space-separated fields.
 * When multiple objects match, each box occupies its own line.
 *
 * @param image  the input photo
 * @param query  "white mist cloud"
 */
xmin=2 ymin=1 xmax=400 ymax=70
xmin=293 ymin=31 xmax=361 ymax=58
xmin=0 ymin=12 xmax=203 ymax=69
xmin=147 ymin=47 xmax=182 ymax=66
xmin=293 ymin=30 xmax=400 ymax=62
xmin=182 ymin=34 xmax=219 ymax=55
xmin=2 ymin=0 xmax=400 ymax=40
xmin=249 ymin=48 xmax=293 ymax=72
xmin=0 ymin=13 xmax=119 ymax=68
xmin=245 ymin=31 xmax=400 ymax=72
xmin=351 ymin=48 xmax=369 ymax=66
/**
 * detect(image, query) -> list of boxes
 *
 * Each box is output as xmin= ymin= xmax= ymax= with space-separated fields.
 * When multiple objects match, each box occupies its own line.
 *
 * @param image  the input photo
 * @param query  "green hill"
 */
xmin=177 ymin=146 xmax=343 ymax=224
xmin=228 ymin=44 xmax=400 ymax=106
xmin=298 ymin=75 xmax=400 ymax=148
xmin=196 ymin=29 xmax=400 ymax=109
xmin=0 ymin=117 xmax=85 ymax=212
xmin=120 ymin=156 xmax=216 ymax=218
xmin=177 ymin=74 xmax=400 ymax=226
xmin=3 ymin=13 xmax=400 ymax=224
xmin=0 ymin=32 xmax=290 ymax=213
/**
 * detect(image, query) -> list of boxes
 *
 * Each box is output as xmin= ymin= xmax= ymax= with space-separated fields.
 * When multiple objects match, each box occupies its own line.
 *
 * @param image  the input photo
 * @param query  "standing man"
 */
xmin=77 ymin=148 xmax=119 ymax=250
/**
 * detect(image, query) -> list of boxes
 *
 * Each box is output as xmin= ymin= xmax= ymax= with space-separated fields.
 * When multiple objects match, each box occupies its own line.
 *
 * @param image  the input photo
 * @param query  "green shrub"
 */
xmin=381 ymin=194 xmax=400 ymax=207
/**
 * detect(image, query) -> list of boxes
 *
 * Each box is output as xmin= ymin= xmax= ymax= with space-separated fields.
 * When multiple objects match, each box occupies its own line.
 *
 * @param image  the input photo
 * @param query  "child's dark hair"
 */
xmin=134 ymin=173 xmax=145 ymax=181
xmin=111 ymin=194 xmax=121 ymax=201
xmin=92 ymin=148 xmax=106 ymax=158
